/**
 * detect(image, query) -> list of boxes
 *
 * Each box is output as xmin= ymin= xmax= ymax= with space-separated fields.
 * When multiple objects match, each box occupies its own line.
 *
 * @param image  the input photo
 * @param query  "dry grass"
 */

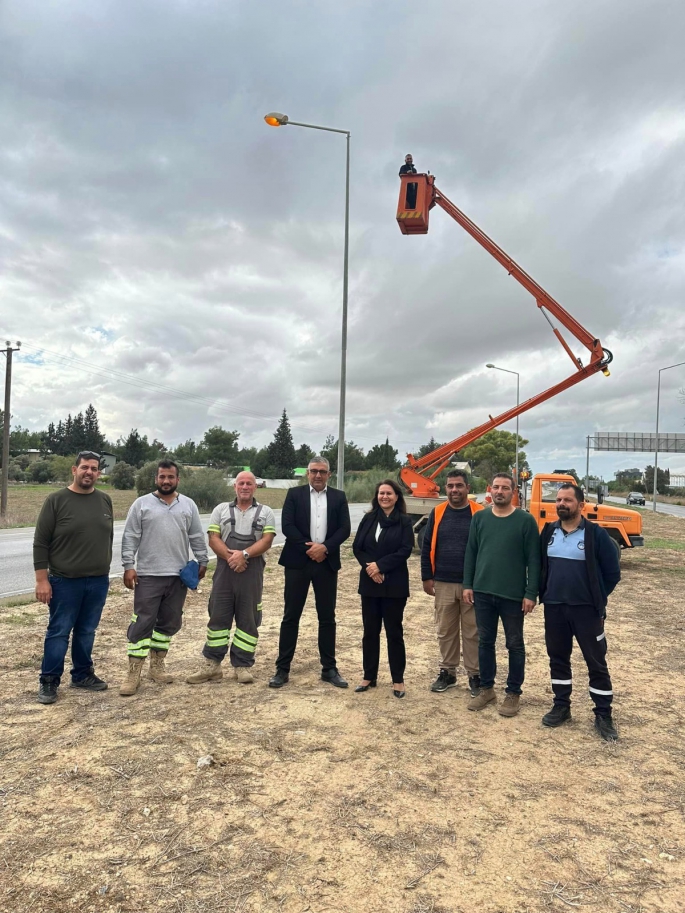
xmin=0 ymin=485 xmax=138 ymax=528
xmin=0 ymin=512 xmax=684 ymax=912
xmin=0 ymin=484 xmax=288 ymax=529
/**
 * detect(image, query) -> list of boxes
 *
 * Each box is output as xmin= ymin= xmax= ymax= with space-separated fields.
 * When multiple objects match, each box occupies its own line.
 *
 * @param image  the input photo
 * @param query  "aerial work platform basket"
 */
xmin=396 ymin=173 xmax=435 ymax=235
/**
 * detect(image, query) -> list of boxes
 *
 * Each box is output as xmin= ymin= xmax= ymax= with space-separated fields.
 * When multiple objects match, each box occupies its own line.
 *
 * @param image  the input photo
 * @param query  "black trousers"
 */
xmin=544 ymin=603 xmax=613 ymax=717
xmin=361 ymin=596 xmax=407 ymax=683
xmin=276 ymin=562 xmax=338 ymax=673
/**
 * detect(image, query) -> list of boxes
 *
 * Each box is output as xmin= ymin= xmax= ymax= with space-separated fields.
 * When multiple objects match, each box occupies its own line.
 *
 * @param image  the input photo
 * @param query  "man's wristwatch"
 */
xmin=242 ymin=550 xmax=250 ymax=561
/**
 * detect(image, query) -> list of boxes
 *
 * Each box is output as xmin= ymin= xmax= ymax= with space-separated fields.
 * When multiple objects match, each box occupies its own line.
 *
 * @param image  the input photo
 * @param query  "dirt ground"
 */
xmin=1 ymin=512 xmax=684 ymax=913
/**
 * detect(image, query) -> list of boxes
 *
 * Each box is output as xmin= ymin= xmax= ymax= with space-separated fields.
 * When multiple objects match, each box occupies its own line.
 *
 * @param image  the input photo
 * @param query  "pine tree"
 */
xmin=70 ymin=412 xmax=87 ymax=453
xmin=266 ymin=409 xmax=297 ymax=478
xmin=63 ymin=415 xmax=74 ymax=455
xmin=83 ymin=404 xmax=105 ymax=451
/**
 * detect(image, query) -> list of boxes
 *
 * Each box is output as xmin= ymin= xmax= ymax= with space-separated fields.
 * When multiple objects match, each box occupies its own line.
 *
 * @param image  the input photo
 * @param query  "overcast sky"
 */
xmin=2 ymin=0 xmax=684 ymax=479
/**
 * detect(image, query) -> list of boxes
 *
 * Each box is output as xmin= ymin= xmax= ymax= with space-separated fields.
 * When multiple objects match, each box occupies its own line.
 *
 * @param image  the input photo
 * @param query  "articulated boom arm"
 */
xmin=398 ymin=175 xmax=613 ymax=498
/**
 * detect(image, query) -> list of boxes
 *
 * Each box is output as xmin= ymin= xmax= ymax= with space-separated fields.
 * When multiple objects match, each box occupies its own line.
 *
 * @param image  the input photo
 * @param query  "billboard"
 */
xmin=592 ymin=432 xmax=685 ymax=453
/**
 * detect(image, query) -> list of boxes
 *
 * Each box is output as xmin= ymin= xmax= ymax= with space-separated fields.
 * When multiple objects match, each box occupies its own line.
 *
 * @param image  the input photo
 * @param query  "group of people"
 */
xmin=32 ymin=453 xmax=621 ymax=741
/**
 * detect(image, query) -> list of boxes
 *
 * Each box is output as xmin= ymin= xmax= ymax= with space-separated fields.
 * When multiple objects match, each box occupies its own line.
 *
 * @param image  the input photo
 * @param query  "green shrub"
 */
xmin=179 ymin=469 xmax=230 ymax=512
xmin=110 ymin=461 xmax=136 ymax=490
xmin=29 ymin=460 xmax=56 ymax=484
xmin=49 ymin=455 xmax=78 ymax=482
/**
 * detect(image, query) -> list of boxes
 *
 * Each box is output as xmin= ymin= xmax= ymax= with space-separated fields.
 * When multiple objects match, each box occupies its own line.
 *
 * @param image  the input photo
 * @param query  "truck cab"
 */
xmin=529 ymin=474 xmax=644 ymax=551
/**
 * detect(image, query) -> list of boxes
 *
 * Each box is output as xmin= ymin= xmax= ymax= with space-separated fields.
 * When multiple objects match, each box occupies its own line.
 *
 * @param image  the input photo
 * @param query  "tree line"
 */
xmin=1 ymin=404 xmax=527 ymax=487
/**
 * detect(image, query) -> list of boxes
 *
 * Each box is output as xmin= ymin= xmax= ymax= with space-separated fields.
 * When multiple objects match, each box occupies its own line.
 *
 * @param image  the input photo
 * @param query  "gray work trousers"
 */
xmin=203 ymin=557 xmax=264 ymax=668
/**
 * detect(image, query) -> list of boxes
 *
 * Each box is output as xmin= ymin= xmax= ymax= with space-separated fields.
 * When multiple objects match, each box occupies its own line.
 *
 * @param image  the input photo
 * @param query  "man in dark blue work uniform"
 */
xmin=539 ymin=483 xmax=621 ymax=741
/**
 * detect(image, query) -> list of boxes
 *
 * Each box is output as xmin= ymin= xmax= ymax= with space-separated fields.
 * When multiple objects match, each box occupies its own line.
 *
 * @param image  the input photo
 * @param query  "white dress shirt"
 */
xmin=309 ymin=485 xmax=328 ymax=544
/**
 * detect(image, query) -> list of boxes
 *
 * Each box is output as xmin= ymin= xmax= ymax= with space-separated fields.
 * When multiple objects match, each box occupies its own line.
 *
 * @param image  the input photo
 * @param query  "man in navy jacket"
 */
xmin=269 ymin=456 xmax=351 ymax=689
xmin=539 ymin=483 xmax=621 ymax=741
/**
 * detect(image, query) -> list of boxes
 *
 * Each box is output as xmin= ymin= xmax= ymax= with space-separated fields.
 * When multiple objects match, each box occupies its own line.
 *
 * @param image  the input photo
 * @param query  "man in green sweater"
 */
xmin=33 ymin=452 xmax=114 ymax=705
xmin=463 ymin=473 xmax=540 ymax=717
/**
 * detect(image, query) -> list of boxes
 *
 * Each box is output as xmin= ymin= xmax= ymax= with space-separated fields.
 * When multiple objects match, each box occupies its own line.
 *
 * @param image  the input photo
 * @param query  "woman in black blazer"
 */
xmin=352 ymin=479 xmax=414 ymax=698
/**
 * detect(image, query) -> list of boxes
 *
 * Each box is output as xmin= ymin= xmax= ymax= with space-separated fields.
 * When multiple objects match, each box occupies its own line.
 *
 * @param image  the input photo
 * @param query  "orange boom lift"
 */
xmin=396 ymin=173 xmax=613 ymax=498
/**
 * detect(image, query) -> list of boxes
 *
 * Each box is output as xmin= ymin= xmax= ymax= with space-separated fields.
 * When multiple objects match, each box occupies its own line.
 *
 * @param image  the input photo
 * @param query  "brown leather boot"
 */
xmin=148 ymin=650 xmax=173 ymax=684
xmin=119 ymin=658 xmax=145 ymax=696
xmin=467 ymin=687 xmax=497 ymax=711
xmin=186 ymin=658 xmax=223 ymax=684
xmin=498 ymin=693 xmax=520 ymax=717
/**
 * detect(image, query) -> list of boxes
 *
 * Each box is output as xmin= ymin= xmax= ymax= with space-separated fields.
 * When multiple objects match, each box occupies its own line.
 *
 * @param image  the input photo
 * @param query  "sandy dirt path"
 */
xmin=1 ymin=511 xmax=684 ymax=913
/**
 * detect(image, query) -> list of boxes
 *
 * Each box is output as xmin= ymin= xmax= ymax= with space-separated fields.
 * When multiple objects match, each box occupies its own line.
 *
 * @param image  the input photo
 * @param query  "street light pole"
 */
xmin=652 ymin=360 xmax=685 ymax=512
xmin=264 ymin=112 xmax=351 ymax=491
xmin=486 ymin=363 xmax=520 ymax=486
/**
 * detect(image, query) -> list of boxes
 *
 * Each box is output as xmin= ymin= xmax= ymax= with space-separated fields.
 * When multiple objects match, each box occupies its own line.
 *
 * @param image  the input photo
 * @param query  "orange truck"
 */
xmin=409 ymin=476 xmax=643 ymax=555
xmin=528 ymin=473 xmax=643 ymax=557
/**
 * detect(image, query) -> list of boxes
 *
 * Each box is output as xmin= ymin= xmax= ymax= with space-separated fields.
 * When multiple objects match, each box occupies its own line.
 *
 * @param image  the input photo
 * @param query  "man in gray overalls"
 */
xmin=187 ymin=472 xmax=276 ymax=685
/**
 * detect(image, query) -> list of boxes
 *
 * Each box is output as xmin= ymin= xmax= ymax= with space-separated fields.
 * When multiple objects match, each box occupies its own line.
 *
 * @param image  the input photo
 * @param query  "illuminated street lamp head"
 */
xmin=264 ymin=112 xmax=289 ymax=127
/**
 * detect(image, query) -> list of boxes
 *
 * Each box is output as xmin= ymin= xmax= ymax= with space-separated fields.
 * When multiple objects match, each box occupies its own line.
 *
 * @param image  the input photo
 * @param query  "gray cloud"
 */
xmin=1 ymin=0 xmax=684 ymax=477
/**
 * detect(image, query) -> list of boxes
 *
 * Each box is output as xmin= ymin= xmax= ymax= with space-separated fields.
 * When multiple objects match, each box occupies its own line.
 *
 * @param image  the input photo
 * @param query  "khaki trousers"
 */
xmin=433 ymin=581 xmax=479 ymax=676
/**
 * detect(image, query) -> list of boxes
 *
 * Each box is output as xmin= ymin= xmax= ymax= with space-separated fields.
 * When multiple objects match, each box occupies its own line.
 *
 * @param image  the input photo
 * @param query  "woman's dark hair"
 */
xmin=370 ymin=478 xmax=407 ymax=514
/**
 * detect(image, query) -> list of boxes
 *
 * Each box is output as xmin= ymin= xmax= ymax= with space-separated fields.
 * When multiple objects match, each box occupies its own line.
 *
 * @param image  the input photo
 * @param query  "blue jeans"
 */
xmin=40 ymin=575 xmax=109 ymax=684
xmin=473 ymin=592 xmax=526 ymax=695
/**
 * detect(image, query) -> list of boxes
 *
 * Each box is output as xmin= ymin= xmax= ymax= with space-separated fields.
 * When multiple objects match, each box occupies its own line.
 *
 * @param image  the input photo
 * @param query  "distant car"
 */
xmin=626 ymin=491 xmax=645 ymax=505
xmin=255 ymin=478 xmax=267 ymax=489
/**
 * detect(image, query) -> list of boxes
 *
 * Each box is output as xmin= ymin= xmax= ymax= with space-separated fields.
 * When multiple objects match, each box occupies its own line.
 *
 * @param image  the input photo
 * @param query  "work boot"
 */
xmin=431 ymin=669 xmax=457 ymax=693
xmin=119 ymin=657 xmax=145 ymax=696
xmin=498 ymin=693 xmax=520 ymax=717
xmin=595 ymin=714 xmax=618 ymax=742
xmin=186 ymin=658 xmax=223 ymax=684
xmin=37 ymin=680 xmax=58 ymax=705
xmin=148 ymin=650 xmax=174 ymax=684
xmin=467 ymin=687 xmax=497 ymax=712
xmin=235 ymin=667 xmax=254 ymax=684
xmin=542 ymin=704 xmax=572 ymax=728
xmin=468 ymin=674 xmax=481 ymax=696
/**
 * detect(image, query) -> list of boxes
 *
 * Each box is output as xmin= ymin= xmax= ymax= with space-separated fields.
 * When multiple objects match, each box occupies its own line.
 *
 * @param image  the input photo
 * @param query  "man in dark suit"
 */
xmin=269 ymin=456 xmax=351 ymax=689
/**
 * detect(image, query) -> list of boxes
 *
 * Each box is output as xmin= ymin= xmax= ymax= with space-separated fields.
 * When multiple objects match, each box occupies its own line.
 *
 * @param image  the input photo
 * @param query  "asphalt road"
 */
xmin=0 ymin=504 xmax=370 ymax=600
xmin=605 ymin=495 xmax=685 ymax=519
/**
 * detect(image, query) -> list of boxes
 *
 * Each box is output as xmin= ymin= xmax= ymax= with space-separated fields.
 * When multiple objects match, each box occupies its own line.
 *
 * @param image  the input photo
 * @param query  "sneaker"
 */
xmin=542 ymin=704 xmax=572 ymax=728
xmin=37 ymin=681 xmax=58 ymax=704
xmin=467 ymin=687 xmax=497 ymax=711
xmin=498 ymin=693 xmax=520 ymax=717
xmin=468 ymin=675 xmax=481 ymax=696
xmin=430 ymin=669 xmax=457 ymax=693
xmin=71 ymin=673 xmax=108 ymax=691
xmin=235 ymin=667 xmax=254 ymax=684
xmin=595 ymin=715 xmax=618 ymax=742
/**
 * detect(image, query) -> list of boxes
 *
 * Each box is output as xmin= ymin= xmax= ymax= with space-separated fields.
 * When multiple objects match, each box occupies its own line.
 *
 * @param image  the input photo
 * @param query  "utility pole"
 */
xmin=1 ymin=341 xmax=21 ymax=519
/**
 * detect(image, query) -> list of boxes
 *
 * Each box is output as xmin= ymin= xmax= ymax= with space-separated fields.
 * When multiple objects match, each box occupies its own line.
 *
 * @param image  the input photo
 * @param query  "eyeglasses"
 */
xmin=77 ymin=451 xmax=101 ymax=461
xmin=308 ymin=469 xmax=329 ymax=475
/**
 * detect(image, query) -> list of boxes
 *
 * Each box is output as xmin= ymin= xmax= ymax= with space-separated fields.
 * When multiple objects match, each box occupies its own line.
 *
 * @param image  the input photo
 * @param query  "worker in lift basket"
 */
xmin=399 ymin=154 xmax=418 ymax=209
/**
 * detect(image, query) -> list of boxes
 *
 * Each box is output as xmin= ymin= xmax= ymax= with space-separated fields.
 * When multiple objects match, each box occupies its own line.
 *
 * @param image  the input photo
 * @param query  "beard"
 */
xmin=556 ymin=506 xmax=575 ymax=520
xmin=157 ymin=482 xmax=178 ymax=495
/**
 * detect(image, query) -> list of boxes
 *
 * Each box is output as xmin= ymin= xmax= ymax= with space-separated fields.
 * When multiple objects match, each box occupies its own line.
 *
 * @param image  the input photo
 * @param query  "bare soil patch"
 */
xmin=1 ymin=513 xmax=684 ymax=913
